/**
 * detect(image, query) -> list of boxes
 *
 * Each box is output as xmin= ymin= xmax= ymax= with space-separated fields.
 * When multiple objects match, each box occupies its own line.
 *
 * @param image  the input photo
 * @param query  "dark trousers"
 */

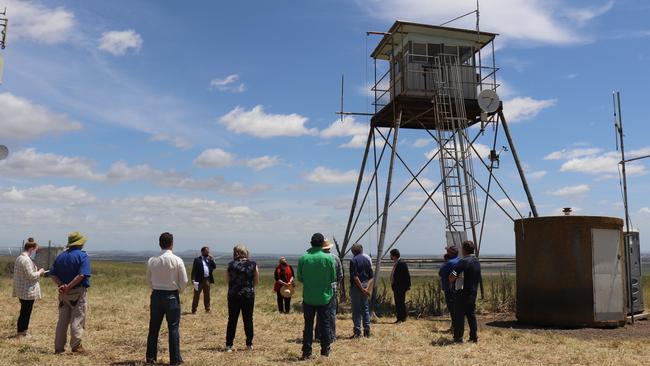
xmin=452 ymin=290 xmax=478 ymax=342
xmin=17 ymin=299 xmax=35 ymax=333
xmin=315 ymin=294 xmax=337 ymax=341
xmin=444 ymin=289 xmax=456 ymax=325
xmin=393 ymin=288 xmax=407 ymax=321
xmin=276 ymin=292 xmax=291 ymax=313
xmin=191 ymin=278 xmax=211 ymax=312
xmin=146 ymin=290 xmax=182 ymax=364
xmin=226 ymin=295 xmax=254 ymax=347
xmin=302 ymin=302 xmax=331 ymax=357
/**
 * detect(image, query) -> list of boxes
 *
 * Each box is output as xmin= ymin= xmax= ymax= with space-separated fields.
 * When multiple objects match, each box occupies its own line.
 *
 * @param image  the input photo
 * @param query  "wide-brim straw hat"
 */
xmin=322 ymin=239 xmax=333 ymax=251
xmin=67 ymin=232 xmax=87 ymax=247
xmin=280 ymin=285 xmax=294 ymax=298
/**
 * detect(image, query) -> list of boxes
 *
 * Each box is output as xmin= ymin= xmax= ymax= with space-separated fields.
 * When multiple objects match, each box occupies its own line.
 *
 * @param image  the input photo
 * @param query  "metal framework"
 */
xmin=338 ymin=21 xmax=538 ymax=310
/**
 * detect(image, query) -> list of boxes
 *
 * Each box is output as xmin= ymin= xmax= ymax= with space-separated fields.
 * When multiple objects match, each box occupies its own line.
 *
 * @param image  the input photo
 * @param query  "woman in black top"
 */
xmin=225 ymin=244 xmax=259 ymax=352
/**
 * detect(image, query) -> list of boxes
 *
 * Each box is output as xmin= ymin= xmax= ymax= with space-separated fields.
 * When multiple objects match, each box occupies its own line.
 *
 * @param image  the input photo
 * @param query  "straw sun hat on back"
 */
xmin=67 ymin=232 xmax=87 ymax=247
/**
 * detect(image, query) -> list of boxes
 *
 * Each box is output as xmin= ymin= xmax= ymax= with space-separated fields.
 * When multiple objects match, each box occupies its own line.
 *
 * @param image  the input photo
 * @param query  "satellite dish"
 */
xmin=478 ymin=89 xmax=501 ymax=113
xmin=0 ymin=145 xmax=8 ymax=160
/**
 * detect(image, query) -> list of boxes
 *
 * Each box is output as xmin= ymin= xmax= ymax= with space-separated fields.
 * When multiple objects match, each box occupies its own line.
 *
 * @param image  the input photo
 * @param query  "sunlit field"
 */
xmin=2 ymin=259 xmax=650 ymax=365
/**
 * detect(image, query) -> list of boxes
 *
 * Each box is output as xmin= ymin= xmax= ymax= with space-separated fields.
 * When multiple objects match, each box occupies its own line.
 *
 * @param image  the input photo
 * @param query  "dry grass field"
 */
xmin=2 ymin=259 xmax=650 ymax=366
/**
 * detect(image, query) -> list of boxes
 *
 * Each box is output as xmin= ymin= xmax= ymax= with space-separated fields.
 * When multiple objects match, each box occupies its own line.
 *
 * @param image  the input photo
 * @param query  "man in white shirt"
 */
xmin=145 ymin=232 xmax=188 ymax=366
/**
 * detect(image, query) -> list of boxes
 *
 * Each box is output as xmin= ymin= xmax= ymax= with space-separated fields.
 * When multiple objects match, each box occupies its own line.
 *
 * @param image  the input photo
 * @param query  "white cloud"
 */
xmin=3 ymin=0 xmax=76 ymax=44
xmin=504 ymin=97 xmax=556 ymax=122
xmin=218 ymin=105 xmax=317 ymax=138
xmin=528 ymin=170 xmax=547 ymax=179
xmin=1 ymin=185 xmax=95 ymax=204
xmin=320 ymin=117 xmax=381 ymax=148
xmin=544 ymin=147 xmax=603 ymax=160
xmin=193 ymin=148 xmax=236 ymax=168
xmin=357 ymin=0 xmax=613 ymax=45
xmin=639 ymin=207 xmax=650 ymax=214
xmin=496 ymin=198 xmax=528 ymax=211
xmin=543 ymin=144 xmax=648 ymax=177
xmin=0 ymin=148 xmax=102 ymax=180
xmin=98 ymin=30 xmax=143 ymax=56
xmin=106 ymin=161 xmax=268 ymax=195
xmin=210 ymin=74 xmax=246 ymax=93
xmin=305 ymin=166 xmax=358 ymax=184
xmin=564 ymin=0 xmax=614 ymax=25
xmin=0 ymin=92 xmax=82 ymax=140
xmin=559 ymin=153 xmax=645 ymax=176
xmin=150 ymin=133 xmax=193 ymax=150
xmin=549 ymin=184 xmax=590 ymax=197
xmin=413 ymin=138 xmax=431 ymax=148
xmin=246 ymin=155 xmax=281 ymax=171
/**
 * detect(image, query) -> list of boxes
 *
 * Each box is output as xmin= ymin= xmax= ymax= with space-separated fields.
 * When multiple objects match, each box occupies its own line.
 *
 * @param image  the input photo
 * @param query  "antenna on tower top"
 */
xmin=0 ymin=7 xmax=7 ymax=50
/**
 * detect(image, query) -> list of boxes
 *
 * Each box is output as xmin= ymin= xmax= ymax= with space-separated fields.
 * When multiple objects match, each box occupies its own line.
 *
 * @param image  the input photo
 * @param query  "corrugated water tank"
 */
xmin=515 ymin=216 xmax=626 ymax=327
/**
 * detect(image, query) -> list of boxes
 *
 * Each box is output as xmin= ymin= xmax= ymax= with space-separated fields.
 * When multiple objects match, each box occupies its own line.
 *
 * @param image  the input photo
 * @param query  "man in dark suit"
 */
xmin=390 ymin=248 xmax=411 ymax=323
xmin=191 ymin=246 xmax=217 ymax=314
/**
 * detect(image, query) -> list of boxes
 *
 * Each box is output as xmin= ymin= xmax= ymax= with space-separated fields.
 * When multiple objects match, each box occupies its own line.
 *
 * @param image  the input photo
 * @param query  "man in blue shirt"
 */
xmin=449 ymin=241 xmax=481 ymax=343
xmin=438 ymin=246 xmax=460 ymax=330
xmin=50 ymin=232 xmax=91 ymax=354
xmin=349 ymin=244 xmax=374 ymax=338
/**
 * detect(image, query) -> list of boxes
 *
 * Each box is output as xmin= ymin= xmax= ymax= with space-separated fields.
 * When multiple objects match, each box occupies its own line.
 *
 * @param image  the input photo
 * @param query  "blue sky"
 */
xmin=0 ymin=0 xmax=649 ymax=255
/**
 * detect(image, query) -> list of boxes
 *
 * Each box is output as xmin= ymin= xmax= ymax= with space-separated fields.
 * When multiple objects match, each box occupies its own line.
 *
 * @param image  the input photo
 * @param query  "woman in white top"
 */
xmin=12 ymin=238 xmax=45 ymax=337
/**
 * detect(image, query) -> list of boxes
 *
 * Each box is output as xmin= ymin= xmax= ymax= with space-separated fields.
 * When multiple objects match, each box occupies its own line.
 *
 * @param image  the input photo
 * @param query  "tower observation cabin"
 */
xmin=370 ymin=21 xmax=499 ymax=130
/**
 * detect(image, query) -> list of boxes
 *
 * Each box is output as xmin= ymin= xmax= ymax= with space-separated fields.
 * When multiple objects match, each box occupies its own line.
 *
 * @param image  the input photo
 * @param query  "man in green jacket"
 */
xmin=297 ymin=233 xmax=336 ymax=359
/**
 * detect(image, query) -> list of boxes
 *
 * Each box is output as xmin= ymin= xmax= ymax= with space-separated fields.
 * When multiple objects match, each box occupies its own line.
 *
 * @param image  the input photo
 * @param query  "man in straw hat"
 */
xmin=297 ymin=233 xmax=336 ymax=359
xmin=315 ymin=238 xmax=342 ymax=342
xmin=49 ymin=232 xmax=91 ymax=354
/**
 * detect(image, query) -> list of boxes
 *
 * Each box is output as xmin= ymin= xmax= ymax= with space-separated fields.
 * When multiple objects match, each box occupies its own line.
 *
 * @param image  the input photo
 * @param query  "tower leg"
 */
xmin=498 ymin=110 xmax=538 ymax=218
xmin=340 ymin=126 xmax=374 ymax=303
xmin=371 ymin=109 xmax=402 ymax=313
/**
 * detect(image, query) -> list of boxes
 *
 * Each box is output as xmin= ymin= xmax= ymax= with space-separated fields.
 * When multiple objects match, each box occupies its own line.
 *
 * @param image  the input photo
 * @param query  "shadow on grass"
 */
xmin=285 ymin=337 xmax=303 ymax=344
xmin=485 ymin=320 xmax=578 ymax=330
xmin=430 ymin=336 xmax=457 ymax=346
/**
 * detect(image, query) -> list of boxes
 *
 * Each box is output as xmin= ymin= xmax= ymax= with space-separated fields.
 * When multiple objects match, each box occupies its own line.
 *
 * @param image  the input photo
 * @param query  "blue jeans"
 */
xmin=350 ymin=284 xmax=370 ymax=336
xmin=146 ymin=290 xmax=182 ymax=364
xmin=302 ymin=302 xmax=331 ymax=356
xmin=315 ymin=294 xmax=337 ymax=341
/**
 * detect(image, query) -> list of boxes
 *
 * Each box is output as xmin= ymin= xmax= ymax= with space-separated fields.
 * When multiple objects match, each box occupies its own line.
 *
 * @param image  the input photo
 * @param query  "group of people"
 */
xmin=12 ymin=233 xmax=91 ymax=353
xmin=11 ymin=230 xmax=481 ymax=365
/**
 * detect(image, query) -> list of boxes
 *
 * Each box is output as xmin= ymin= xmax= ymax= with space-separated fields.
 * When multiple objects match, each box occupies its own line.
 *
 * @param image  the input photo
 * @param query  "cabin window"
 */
xmin=411 ymin=42 xmax=427 ymax=63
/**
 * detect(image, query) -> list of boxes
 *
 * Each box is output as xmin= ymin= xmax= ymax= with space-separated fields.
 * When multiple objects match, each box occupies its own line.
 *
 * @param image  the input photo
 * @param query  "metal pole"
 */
xmin=371 ymin=109 xmax=402 ymax=313
xmin=341 ymin=127 xmax=375 ymax=256
xmin=498 ymin=110 xmax=538 ymax=217
xmin=615 ymin=91 xmax=634 ymax=323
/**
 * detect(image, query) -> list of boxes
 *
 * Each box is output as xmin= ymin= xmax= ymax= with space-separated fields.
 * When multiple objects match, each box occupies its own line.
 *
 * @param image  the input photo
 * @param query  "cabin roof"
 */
xmin=371 ymin=20 xmax=498 ymax=60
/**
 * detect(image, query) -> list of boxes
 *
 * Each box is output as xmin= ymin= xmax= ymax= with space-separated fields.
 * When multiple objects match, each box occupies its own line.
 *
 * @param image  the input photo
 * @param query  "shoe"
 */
xmin=393 ymin=319 xmax=405 ymax=324
xmin=453 ymin=338 xmax=463 ymax=343
xmin=72 ymin=345 xmax=86 ymax=354
xmin=205 ymin=309 xmax=211 ymax=313
xmin=351 ymin=333 xmax=362 ymax=339
xmin=363 ymin=330 xmax=371 ymax=338
xmin=225 ymin=346 xmax=233 ymax=353
xmin=55 ymin=349 xmax=65 ymax=354
xmin=145 ymin=358 xmax=156 ymax=365
xmin=246 ymin=345 xmax=253 ymax=351
xmin=191 ymin=310 xmax=196 ymax=314
xmin=300 ymin=354 xmax=313 ymax=360
xmin=469 ymin=338 xmax=478 ymax=343
xmin=320 ymin=347 xmax=331 ymax=357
